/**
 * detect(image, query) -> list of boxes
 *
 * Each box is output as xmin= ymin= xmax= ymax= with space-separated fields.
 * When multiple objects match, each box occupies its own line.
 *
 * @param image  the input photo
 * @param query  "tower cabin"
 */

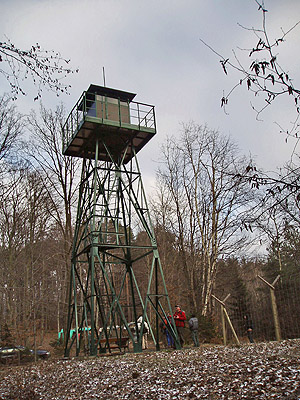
xmin=62 ymin=84 xmax=156 ymax=163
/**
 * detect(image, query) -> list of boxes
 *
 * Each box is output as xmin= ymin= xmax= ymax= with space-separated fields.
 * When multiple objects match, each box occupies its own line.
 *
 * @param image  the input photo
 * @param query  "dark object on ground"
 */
xmin=0 ymin=346 xmax=50 ymax=364
xmin=31 ymin=349 xmax=51 ymax=359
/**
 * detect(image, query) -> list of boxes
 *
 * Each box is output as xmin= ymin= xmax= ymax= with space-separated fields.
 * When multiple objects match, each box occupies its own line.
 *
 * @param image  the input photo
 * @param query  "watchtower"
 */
xmin=63 ymin=84 xmax=180 ymax=356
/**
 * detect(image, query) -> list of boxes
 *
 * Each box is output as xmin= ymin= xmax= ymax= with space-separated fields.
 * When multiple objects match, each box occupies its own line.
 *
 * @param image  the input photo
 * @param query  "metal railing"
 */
xmin=62 ymin=91 xmax=156 ymax=153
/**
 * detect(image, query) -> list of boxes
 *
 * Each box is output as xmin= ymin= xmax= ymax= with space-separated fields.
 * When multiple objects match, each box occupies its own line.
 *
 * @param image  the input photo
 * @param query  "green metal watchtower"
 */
xmin=63 ymin=84 xmax=180 ymax=356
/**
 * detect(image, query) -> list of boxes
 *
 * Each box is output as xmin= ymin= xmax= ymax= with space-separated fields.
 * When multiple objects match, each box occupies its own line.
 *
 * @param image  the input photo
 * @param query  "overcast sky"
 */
xmin=1 ymin=0 xmax=300 ymax=187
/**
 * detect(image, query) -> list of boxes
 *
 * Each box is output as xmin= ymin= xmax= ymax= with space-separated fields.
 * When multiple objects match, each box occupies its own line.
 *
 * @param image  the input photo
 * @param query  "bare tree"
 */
xmin=0 ymin=167 xmax=65 ymax=342
xmin=0 ymin=93 xmax=24 ymax=165
xmin=199 ymin=0 xmax=300 ymax=231
xmin=26 ymin=104 xmax=79 ymax=248
xmin=149 ymin=183 xmax=187 ymax=307
xmin=0 ymin=37 xmax=78 ymax=100
xmin=255 ymin=204 xmax=287 ymax=273
xmin=278 ymin=159 xmax=300 ymax=227
xmin=0 ymin=169 xmax=26 ymax=330
xmin=156 ymin=123 xmax=252 ymax=315
xmin=25 ymin=104 xmax=80 ymax=329
xmin=236 ymin=155 xmax=300 ymax=231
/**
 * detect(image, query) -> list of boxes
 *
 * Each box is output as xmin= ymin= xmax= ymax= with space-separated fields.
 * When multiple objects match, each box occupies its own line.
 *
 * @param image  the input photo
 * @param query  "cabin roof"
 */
xmin=86 ymin=84 xmax=137 ymax=102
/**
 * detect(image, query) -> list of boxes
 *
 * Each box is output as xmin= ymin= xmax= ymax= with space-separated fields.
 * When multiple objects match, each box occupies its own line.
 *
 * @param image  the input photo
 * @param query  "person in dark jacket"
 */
xmin=188 ymin=314 xmax=199 ymax=347
xmin=243 ymin=314 xmax=254 ymax=343
xmin=164 ymin=315 xmax=175 ymax=348
xmin=173 ymin=305 xmax=186 ymax=346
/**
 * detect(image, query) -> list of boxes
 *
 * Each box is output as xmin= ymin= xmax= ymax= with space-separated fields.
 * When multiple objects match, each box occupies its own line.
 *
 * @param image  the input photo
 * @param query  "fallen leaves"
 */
xmin=0 ymin=340 xmax=299 ymax=399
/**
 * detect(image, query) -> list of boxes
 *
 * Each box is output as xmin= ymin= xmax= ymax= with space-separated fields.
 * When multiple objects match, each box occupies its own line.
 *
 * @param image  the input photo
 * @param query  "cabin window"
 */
xmin=87 ymin=95 xmax=130 ymax=123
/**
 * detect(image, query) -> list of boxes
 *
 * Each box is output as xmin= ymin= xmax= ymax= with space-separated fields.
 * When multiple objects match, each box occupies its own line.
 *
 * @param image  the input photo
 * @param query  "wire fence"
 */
xmin=213 ymin=271 xmax=300 ymax=343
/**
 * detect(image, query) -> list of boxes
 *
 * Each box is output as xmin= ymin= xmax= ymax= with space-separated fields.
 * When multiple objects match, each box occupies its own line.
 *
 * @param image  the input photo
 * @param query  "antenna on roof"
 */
xmin=102 ymin=67 xmax=106 ymax=87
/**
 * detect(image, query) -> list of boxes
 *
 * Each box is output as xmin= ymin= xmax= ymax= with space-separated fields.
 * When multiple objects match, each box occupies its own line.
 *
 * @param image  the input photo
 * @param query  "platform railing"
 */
xmin=62 ymin=91 xmax=156 ymax=154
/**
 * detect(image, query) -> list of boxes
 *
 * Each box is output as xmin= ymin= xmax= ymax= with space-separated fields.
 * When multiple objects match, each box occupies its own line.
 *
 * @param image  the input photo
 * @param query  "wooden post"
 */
xmin=212 ymin=294 xmax=240 ymax=345
xmin=223 ymin=307 xmax=240 ymax=345
xmin=258 ymin=275 xmax=281 ymax=341
xmin=221 ymin=306 xmax=227 ymax=345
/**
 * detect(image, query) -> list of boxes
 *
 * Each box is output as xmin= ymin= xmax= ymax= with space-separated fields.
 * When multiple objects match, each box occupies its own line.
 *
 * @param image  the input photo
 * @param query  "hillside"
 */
xmin=0 ymin=340 xmax=299 ymax=399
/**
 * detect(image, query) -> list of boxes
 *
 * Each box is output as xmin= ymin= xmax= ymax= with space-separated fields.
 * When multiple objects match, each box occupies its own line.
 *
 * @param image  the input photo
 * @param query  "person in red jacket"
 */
xmin=173 ymin=305 xmax=186 ymax=346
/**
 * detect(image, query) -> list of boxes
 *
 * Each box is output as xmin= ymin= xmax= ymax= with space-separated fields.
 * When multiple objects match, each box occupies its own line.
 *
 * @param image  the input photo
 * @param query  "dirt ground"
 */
xmin=0 ymin=339 xmax=299 ymax=399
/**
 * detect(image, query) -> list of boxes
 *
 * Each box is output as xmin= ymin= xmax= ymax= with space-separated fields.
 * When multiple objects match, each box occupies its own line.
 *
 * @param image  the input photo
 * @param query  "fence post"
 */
xmin=258 ymin=275 xmax=281 ymax=341
xmin=221 ymin=305 xmax=226 ymax=345
xmin=212 ymin=294 xmax=240 ymax=345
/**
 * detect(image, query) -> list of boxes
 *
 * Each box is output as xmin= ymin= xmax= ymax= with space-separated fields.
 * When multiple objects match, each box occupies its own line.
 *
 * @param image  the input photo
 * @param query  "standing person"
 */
xmin=164 ymin=315 xmax=175 ymax=348
xmin=188 ymin=314 xmax=199 ymax=347
xmin=173 ymin=305 xmax=186 ymax=346
xmin=137 ymin=315 xmax=149 ymax=349
xmin=243 ymin=315 xmax=254 ymax=343
xmin=160 ymin=320 xmax=168 ymax=348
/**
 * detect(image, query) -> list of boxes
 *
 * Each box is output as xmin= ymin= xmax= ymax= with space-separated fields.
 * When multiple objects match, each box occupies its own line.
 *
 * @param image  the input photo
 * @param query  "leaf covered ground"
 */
xmin=0 ymin=340 xmax=299 ymax=399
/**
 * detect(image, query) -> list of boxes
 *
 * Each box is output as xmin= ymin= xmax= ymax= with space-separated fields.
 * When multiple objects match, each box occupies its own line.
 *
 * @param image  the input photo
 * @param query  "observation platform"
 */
xmin=62 ymin=84 xmax=156 ymax=164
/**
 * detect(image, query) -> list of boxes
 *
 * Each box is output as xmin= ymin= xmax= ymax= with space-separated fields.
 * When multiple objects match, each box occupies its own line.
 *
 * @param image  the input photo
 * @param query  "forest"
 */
xmin=1 ymin=0 xmax=300 ymax=349
xmin=0 ymin=93 xmax=299 ymax=348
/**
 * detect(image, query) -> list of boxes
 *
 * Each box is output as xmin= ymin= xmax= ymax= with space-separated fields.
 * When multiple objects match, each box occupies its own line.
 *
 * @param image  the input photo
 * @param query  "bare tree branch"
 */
xmin=200 ymin=0 xmax=300 ymax=137
xmin=0 ymin=37 xmax=79 ymax=100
